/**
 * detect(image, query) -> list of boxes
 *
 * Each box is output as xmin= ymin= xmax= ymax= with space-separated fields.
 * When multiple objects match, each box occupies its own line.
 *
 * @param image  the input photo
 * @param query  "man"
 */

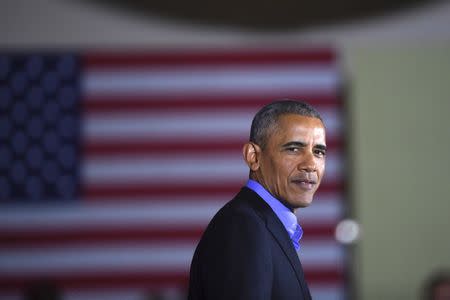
xmin=188 ymin=100 xmax=327 ymax=300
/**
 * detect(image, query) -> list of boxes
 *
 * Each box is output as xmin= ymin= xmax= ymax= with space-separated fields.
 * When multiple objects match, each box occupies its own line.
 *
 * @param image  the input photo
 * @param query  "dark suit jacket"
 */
xmin=188 ymin=187 xmax=311 ymax=300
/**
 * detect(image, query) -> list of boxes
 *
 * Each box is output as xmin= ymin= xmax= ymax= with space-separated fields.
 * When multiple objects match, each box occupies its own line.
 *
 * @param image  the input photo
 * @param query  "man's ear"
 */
xmin=243 ymin=142 xmax=261 ymax=172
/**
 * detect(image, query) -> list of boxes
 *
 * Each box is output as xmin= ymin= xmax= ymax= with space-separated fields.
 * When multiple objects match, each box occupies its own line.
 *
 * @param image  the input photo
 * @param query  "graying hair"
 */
xmin=249 ymin=99 xmax=323 ymax=149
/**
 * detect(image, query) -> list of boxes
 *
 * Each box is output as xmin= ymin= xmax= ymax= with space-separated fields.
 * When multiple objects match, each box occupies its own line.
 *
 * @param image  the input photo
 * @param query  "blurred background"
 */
xmin=1 ymin=0 xmax=450 ymax=299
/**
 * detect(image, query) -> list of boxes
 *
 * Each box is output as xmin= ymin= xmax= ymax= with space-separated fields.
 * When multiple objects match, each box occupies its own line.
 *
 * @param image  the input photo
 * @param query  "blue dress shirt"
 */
xmin=246 ymin=179 xmax=303 ymax=250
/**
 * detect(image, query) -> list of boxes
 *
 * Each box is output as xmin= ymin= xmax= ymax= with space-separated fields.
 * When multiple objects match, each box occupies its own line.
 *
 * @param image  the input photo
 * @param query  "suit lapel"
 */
xmin=266 ymin=215 xmax=309 ymax=294
xmin=241 ymin=187 xmax=310 ymax=297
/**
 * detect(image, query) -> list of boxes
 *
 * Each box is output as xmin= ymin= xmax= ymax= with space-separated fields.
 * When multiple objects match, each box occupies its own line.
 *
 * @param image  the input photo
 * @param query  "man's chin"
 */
xmin=292 ymin=197 xmax=314 ymax=209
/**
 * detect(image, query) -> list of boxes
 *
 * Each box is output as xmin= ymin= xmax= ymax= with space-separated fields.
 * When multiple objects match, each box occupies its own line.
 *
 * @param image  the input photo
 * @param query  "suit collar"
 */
xmin=245 ymin=179 xmax=303 ymax=247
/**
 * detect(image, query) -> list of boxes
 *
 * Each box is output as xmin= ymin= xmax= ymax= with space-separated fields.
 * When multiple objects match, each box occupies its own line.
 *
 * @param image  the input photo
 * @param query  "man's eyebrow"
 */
xmin=281 ymin=141 xmax=328 ymax=151
xmin=314 ymin=144 xmax=327 ymax=151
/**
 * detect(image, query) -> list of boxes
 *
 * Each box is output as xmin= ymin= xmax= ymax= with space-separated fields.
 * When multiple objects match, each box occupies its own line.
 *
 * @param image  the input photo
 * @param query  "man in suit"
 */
xmin=188 ymin=100 xmax=327 ymax=300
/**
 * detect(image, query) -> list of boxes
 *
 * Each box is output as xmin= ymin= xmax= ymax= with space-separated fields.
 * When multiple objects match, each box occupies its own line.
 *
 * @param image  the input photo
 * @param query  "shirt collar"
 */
xmin=245 ymin=179 xmax=303 ymax=250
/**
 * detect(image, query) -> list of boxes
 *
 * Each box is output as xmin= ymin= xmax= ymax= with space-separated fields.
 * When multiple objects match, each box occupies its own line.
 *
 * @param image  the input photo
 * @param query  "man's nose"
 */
xmin=298 ymin=151 xmax=316 ymax=172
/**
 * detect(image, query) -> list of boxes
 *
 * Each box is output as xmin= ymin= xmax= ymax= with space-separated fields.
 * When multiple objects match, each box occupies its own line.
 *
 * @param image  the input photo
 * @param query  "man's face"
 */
xmin=254 ymin=114 xmax=326 ymax=210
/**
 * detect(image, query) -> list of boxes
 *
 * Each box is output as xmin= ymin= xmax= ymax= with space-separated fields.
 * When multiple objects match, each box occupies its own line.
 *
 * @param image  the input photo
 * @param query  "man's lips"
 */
xmin=291 ymin=175 xmax=318 ymax=190
xmin=292 ymin=180 xmax=316 ymax=190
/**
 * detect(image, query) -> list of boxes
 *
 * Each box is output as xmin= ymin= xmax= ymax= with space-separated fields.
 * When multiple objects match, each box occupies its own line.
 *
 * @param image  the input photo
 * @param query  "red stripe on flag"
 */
xmin=0 ymin=268 xmax=343 ymax=290
xmin=83 ymin=138 xmax=342 ymax=157
xmin=83 ymin=95 xmax=341 ymax=113
xmin=83 ymin=183 xmax=239 ymax=199
xmin=0 ymin=223 xmax=337 ymax=248
xmin=83 ymin=182 xmax=344 ymax=200
xmin=0 ymin=271 xmax=189 ymax=290
xmin=0 ymin=228 xmax=203 ymax=248
xmin=83 ymin=140 xmax=245 ymax=157
xmin=304 ymin=269 xmax=345 ymax=285
xmin=84 ymin=49 xmax=336 ymax=69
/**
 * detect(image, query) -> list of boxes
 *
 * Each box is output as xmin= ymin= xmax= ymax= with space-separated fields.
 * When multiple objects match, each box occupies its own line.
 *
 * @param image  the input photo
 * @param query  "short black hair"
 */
xmin=249 ymin=99 xmax=323 ymax=149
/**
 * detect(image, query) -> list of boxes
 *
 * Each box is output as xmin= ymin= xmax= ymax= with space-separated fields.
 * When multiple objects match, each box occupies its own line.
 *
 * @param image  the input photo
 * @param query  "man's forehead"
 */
xmin=276 ymin=114 xmax=325 ymax=131
xmin=264 ymin=114 xmax=324 ymax=144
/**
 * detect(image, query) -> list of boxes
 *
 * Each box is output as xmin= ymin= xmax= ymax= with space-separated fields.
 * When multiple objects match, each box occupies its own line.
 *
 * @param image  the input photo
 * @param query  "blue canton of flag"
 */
xmin=0 ymin=54 xmax=81 ymax=202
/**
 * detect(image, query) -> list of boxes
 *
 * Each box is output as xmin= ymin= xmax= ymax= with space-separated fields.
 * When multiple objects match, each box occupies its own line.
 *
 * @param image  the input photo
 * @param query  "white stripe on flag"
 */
xmin=84 ymin=110 xmax=253 ymax=140
xmin=84 ymin=65 xmax=340 ymax=96
xmin=83 ymin=152 xmax=342 ymax=185
xmin=0 ymin=285 xmax=345 ymax=300
xmin=0 ymin=243 xmax=195 ymax=275
xmin=298 ymin=197 xmax=343 ymax=223
xmin=310 ymin=284 xmax=346 ymax=300
xmin=0 ymin=241 xmax=342 ymax=275
xmin=0 ymin=200 xmax=224 ymax=230
xmin=300 ymin=240 xmax=345 ymax=270
xmin=0 ymin=196 xmax=341 ymax=231
xmin=65 ymin=289 xmax=151 ymax=300
xmin=83 ymin=109 xmax=342 ymax=140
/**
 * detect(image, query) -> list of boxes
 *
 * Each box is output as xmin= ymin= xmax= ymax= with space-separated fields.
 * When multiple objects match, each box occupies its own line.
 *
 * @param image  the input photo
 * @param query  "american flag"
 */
xmin=0 ymin=48 xmax=348 ymax=300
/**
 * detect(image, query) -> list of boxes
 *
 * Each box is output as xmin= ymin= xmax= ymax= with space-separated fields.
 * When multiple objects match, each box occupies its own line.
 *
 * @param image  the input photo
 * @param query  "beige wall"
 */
xmin=347 ymin=45 xmax=450 ymax=299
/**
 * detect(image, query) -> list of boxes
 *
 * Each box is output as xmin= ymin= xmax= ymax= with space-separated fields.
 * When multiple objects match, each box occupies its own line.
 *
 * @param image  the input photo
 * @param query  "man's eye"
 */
xmin=314 ymin=149 xmax=326 ymax=157
xmin=286 ymin=147 xmax=299 ymax=152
